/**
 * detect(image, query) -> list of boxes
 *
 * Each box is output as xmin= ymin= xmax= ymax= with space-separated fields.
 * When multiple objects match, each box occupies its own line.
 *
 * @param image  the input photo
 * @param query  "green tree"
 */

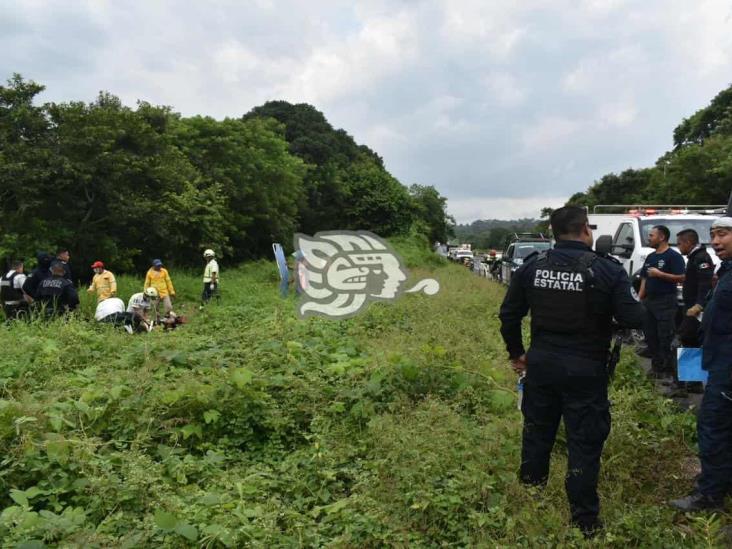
xmin=341 ymin=157 xmax=414 ymax=236
xmin=0 ymin=74 xmax=59 ymax=261
xmin=172 ymin=115 xmax=306 ymax=260
xmin=673 ymin=84 xmax=732 ymax=148
xmin=409 ymin=184 xmax=454 ymax=244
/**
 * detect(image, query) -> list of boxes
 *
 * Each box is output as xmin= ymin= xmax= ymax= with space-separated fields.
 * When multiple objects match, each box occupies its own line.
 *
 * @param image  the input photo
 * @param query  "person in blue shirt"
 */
xmin=671 ymin=216 xmax=732 ymax=512
xmin=638 ymin=225 xmax=685 ymax=376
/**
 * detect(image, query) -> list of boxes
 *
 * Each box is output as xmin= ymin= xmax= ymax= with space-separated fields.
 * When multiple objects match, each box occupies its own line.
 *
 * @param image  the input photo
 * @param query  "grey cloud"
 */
xmin=2 ymin=1 xmax=732 ymax=223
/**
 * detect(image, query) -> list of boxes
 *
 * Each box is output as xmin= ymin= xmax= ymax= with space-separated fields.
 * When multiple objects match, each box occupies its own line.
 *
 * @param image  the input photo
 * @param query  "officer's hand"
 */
xmin=686 ymin=304 xmax=703 ymax=318
xmin=510 ymin=354 xmax=527 ymax=374
xmin=647 ymin=267 xmax=661 ymax=278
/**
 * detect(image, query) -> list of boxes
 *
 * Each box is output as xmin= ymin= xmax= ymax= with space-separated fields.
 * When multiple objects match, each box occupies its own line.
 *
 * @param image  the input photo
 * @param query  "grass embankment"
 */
xmin=0 ymin=238 xmax=721 ymax=547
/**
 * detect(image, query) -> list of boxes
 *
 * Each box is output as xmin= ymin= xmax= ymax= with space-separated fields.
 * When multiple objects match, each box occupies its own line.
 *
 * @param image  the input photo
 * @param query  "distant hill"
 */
xmin=452 ymin=218 xmax=539 ymax=249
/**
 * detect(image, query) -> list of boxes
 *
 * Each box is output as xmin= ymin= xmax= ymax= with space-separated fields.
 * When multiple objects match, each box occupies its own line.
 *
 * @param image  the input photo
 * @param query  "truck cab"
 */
xmin=500 ymin=234 xmax=552 ymax=285
xmin=598 ymin=207 xmax=724 ymax=297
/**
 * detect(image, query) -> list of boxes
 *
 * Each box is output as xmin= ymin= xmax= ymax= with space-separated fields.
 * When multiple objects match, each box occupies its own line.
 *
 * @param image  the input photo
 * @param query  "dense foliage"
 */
xmin=453 ymin=218 xmax=538 ymax=249
xmin=0 ymin=237 xmax=721 ymax=547
xmin=0 ymin=75 xmax=452 ymax=275
xmin=568 ymin=83 xmax=732 ymax=209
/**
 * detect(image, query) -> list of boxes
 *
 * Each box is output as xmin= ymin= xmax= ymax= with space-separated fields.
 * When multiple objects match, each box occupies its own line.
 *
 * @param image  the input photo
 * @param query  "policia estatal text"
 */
xmin=499 ymin=206 xmax=644 ymax=536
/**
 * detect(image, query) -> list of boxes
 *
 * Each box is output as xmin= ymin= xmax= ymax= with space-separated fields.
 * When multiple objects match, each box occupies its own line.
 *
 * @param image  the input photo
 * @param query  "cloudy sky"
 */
xmin=3 ymin=1 xmax=732 ymax=222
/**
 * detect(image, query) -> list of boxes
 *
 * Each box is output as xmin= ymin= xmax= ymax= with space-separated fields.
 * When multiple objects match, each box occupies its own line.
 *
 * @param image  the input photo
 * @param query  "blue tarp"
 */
xmin=677 ymin=347 xmax=708 ymax=383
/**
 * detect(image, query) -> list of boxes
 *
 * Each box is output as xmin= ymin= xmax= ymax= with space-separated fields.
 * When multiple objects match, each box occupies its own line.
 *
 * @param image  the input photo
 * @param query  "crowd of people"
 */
xmin=499 ymin=206 xmax=732 ymax=536
xmin=1 ymin=248 xmax=220 ymax=332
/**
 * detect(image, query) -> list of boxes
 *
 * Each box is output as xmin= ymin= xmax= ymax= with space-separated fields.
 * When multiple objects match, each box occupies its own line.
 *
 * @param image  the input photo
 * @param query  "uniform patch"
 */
xmin=533 ymin=269 xmax=585 ymax=291
xmin=699 ymin=262 xmax=711 ymax=270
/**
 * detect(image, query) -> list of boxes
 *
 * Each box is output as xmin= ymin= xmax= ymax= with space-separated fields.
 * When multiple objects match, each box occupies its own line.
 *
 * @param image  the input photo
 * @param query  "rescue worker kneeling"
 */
xmin=499 ymin=206 xmax=644 ymax=536
xmin=94 ymin=297 xmax=137 ymax=334
xmin=36 ymin=261 xmax=79 ymax=318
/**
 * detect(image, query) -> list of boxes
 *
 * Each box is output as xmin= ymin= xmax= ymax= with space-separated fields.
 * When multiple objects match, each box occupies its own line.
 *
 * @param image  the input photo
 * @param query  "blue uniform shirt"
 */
xmin=641 ymin=248 xmax=685 ymax=297
xmin=701 ymin=260 xmax=732 ymax=373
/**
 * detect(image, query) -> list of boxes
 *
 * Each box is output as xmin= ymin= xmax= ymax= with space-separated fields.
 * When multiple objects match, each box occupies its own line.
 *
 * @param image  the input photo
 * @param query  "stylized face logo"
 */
xmin=294 ymin=231 xmax=438 ymax=319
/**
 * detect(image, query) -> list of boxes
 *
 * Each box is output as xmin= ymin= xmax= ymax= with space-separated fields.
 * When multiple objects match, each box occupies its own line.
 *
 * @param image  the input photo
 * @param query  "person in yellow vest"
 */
xmin=87 ymin=261 xmax=117 ymax=303
xmin=144 ymin=259 xmax=175 ymax=313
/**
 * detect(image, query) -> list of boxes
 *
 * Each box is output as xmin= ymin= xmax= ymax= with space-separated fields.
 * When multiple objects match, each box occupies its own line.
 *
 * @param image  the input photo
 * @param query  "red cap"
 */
xmin=91 ymin=261 xmax=104 ymax=269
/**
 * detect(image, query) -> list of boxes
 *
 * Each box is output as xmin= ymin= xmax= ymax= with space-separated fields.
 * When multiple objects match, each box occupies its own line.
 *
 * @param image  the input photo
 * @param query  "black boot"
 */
xmin=669 ymin=492 xmax=724 ymax=512
xmin=572 ymin=518 xmax=603 ymax=538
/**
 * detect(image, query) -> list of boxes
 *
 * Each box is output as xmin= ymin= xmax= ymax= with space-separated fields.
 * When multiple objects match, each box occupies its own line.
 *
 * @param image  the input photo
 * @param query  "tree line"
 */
xmin=567 ymin=84 xmax=732 ymax=209
xmin=0 ymin=75 xmax=452 ymax=275
xmin=452 ymin=218 xmax=539 ymax=250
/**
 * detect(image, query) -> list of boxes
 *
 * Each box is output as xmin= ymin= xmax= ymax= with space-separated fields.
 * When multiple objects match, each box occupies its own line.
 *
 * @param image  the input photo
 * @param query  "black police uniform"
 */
xmin=499 ymin=240 xmax=644 ymax=531
xmin=57 ymin=259 xmax=72 ymax=283
xmin=682 ymin=246 xmax=714 ymax=312
xmin=1 ymin=271 xmax=28 ymax=319
xmin=696 ymin=260 xmax=732 ymax=502
xmin=36 ymin=275 xmax=79 ymax=317
xmin=22 ymin=253 xmax=53 ymax=300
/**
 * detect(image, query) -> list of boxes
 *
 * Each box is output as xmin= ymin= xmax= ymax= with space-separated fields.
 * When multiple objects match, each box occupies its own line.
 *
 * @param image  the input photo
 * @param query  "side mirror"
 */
xmin=595 ymin=235 xmax=613 ymax=255
xmin=612 ymin=244 xmax=633 ymax=258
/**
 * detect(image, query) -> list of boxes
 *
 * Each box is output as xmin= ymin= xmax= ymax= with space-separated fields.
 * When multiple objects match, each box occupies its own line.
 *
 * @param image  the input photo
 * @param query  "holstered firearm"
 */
xmin=607 ymin=331 xmax=623 ymax=379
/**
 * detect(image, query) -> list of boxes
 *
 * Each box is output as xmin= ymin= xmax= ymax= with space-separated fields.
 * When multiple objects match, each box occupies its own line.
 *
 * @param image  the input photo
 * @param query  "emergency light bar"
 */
xmin=593 ymin=204 xmax=725 ymax=215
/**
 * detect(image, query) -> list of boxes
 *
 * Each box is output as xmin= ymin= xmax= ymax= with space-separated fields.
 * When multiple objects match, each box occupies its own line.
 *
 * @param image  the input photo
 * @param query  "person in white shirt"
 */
xmin=127 ymin=287 xmax=158 ymax=330
xmin=1 ymin=260 xmax=29 ymax=319
xmin=94 ymin=297 xmax=125 ymax=321
xmin=201 ymin=249 xmax=219 ymax=305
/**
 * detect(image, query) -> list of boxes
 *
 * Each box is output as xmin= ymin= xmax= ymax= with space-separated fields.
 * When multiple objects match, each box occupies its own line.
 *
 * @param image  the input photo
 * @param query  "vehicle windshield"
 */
xmin=515 ymin=241 xmax=551 ymax=258
xmin=639 ymin=218 xmax=714 ymax=246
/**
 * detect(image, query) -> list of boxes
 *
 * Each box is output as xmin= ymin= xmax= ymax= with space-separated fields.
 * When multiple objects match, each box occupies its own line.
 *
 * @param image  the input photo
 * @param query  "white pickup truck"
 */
xmin=590 ymin=205 xmax=725 ymax=296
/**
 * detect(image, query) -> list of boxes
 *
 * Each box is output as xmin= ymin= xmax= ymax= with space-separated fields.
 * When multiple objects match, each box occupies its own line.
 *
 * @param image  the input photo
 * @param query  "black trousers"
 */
xmin=100 ymin=312 xmax=138 ymax=329
xmin=697 ymin=369 xmax=732 ymax=500
xmin=3 ymin=302 xmax=29 ymax=320
xmin=202 ymin=282 xmax=218 ymax=304
xmin=643 ymin=293 xmax=678 ymax=371
xmin=521 ymin=375 xmax=611 ymax=526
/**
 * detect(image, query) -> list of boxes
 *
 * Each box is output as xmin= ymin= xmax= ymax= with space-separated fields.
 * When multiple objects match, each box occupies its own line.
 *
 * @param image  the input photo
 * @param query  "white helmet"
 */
xmin=203 ymin=249 xmax=216 ymax=258
xmin=144 ymin=287 xmax=159 ymax=299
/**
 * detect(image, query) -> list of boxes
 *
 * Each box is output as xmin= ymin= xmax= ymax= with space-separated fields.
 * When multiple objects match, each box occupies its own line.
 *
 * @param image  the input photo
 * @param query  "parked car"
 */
xmin=499 ymin=234 xmax=552 ymax=285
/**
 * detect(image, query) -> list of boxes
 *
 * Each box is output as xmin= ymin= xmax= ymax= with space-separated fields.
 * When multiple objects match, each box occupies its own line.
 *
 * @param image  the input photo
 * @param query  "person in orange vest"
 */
xmin=144 ymin=259 xmax=175 ymax=314
xmin=87 ymin=261 xmax=117 ymax=303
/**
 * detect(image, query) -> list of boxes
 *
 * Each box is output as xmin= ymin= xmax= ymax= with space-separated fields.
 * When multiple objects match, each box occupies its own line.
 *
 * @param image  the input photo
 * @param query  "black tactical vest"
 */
xmin=0 ymin=272 xmax=24 ymax=303
xmin=527 ymin=251 xmax=597 ymax=334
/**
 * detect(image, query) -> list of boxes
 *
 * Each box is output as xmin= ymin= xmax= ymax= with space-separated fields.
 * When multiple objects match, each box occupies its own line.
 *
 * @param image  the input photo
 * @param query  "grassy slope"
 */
xmin=0 ymin=239 xmax=723 ymax=547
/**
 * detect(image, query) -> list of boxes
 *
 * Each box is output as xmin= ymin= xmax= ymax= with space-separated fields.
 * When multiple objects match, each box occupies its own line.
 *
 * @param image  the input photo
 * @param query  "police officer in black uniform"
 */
xmin=36 ymin=261 xmax=79 ymax=317
xmin=671 ymin=215 xmax=732 ymax=512
xmin=1 ymin=260 xmax=28 ymax=319
xmin=499 ymin=206 xmax=644 ymax=535
xmin=676 ymin=229 xmax=714 ymax=316
xmin=22 ymin=252 xmax=53 ymax=301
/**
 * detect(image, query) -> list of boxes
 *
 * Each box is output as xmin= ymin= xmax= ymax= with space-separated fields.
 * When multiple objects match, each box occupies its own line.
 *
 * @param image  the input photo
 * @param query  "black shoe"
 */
xmin=669 ymin=492 xmax=724 ymax=512
xmin=573 ymin=518 xmax=603 ymax=538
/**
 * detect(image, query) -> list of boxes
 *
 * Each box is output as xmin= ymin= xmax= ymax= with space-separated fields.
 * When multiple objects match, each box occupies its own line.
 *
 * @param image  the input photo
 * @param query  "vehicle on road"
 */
xmin=592 ymin=205 xmax=725 ymax=297
xmin=499 ymin=233 xmax=552 ymax=285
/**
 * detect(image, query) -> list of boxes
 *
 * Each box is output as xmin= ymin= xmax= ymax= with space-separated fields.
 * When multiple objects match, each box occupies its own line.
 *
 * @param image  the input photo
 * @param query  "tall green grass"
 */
xmin=0 ymin=239 xmax=720 ymax=547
